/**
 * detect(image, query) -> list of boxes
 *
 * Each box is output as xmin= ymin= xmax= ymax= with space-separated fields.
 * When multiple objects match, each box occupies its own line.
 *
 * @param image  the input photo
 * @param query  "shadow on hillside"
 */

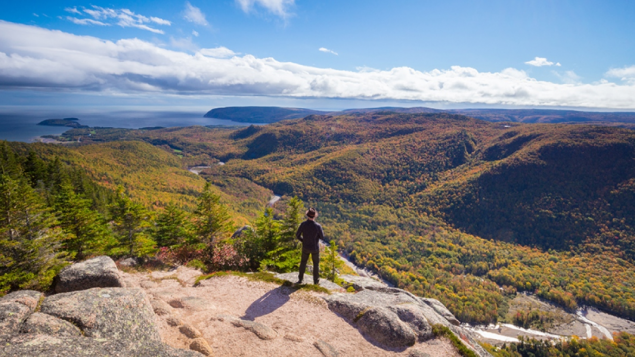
xmin=241 ymin=286 xmax=292 ymax=321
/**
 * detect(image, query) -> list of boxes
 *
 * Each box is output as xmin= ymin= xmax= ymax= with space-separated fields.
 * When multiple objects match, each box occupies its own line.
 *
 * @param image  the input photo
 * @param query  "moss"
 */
xmin=353 ymin=307 xmax=372 ymax=323
xmin=34 ymin=294 xmax=46 ymax=312
xmin=194 ymin=271 xmax=331 ymax=294
xmin=431 ymin=324 xmax=478 ymax=357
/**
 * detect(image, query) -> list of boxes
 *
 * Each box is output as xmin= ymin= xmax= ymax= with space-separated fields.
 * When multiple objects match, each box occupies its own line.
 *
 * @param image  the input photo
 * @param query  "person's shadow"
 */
xmin=241 ymin=286 xmax=295 ymax=321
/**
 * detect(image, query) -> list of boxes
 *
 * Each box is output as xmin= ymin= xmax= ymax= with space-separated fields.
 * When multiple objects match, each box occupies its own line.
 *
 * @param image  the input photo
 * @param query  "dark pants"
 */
xmin=298 ymin=250 xmax=320 ymax=284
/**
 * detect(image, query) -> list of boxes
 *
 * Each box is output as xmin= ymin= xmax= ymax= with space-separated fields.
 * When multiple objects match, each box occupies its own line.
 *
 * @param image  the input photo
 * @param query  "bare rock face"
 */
xmin=230 ymin=318 xmax=278 ymax=340
xmin=0 ymin=258 xmax=202 ymax=357
xmin=323 ymin=287 xmax=492 ymax=357
xmin=0 ymin=334 xmax=204 ymax=357
xmin=421 ymin=298 xmax=460 ymax=326
xmin=20 ymin=312 xmax=82 ymax=337
xmin=40 ymin=287 xmax=159 ymax=342
xmin=0 ymin=290 xmax=42 ymax=335
xmin=356 ymin=306 xmax=417 ymax=347
xmin=55 ymin=256 xmax=125 ymax=293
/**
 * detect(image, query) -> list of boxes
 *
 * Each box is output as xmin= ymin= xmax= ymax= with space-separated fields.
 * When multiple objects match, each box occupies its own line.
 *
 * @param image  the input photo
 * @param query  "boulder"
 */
xmin=0 ymin=290 xmax=42 ymax=335
xmin=0 ymin=334 xmax=204 ymax=357
xmin=421 ymin=297 xmax=460 ymax=326
xmin=179 ymin=323 xmax=203 ymax=339
xmin=356 ymin=306 xmax=417 ymax=347
xmin=166 ymin=316 xmax=184 ymax=327
xmin=119 ymin=257 xmax=139 ymax=267
xmin=0 ymin=290 xmax=42 ymax=310
xmin=20 ymin=312 xmax=82 ymax=337
xmin=231 ymin=319 xmax=278 ymax=340
xmin=190 ymin=337 xmax=214 ymax=356
xmin=55 ymin=256 xmax=125 ymax=293
xmin=323 ymin=288 xmax=492 ymax=356
xmin=40 ymin=287 xmax=160 ymax=343
xmin=152 ymin=298 xmax=175 ymax=316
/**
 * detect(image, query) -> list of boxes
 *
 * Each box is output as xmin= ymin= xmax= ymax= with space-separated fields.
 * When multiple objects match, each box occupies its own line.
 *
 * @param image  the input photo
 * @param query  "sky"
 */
xmin=1 ymin=0 xmax=635 ymax=110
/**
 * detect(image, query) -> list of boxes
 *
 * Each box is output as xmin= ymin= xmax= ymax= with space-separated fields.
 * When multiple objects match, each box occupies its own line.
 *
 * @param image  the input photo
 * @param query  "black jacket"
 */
xmin=295 ymin=220 xmax=324 ymax=253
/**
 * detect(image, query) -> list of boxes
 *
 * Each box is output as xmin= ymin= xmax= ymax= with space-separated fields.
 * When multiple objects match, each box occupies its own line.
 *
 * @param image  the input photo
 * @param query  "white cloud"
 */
xmin=65 ymin=7 xmax=81 ymax=15
xmin=150 ymin=17 xmax=171 ymax=26
xmin=192 ymin=30 xmax=199 ymax=37
xmin=525 ymin=57 xmax=560 ymax=67
xmin=33 ymin=13 xmax=39 ymax=17
xmin=66 ymin=6 xmax=169 ymax=33
xmin=67 ymin=17 xmax=109 ymax=26
xmin=606 ymin=66 xmax=635 ymax=83
xmin=184 ymin=2 xmax=208 ymax=26
xmin=199 ymin=47 xmax=237 ymax=58
xmin=236 ymin=0 xmax=294 ymax=18
xmin=1 ymin=21 xmax=635 ymax=109
xmin=319 ymin=47 xmax=338 ymax=56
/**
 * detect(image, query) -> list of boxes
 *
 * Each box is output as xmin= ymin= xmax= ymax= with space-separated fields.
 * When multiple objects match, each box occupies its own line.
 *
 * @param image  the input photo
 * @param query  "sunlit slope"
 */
xmin=417 ymin=125 xmax=635 ymax=259
xmin=20 ymin=141 xmax=271 ymax=220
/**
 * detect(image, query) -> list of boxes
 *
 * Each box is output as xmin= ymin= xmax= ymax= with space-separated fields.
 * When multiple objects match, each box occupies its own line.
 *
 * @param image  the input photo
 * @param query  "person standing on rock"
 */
xmin=296 ymin=208 xmax=323 ymax=285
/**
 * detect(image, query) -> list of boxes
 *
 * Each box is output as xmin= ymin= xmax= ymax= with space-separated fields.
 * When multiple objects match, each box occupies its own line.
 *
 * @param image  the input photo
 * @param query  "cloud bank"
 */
xmin=1 ymin=21 xmax=635 ymax=109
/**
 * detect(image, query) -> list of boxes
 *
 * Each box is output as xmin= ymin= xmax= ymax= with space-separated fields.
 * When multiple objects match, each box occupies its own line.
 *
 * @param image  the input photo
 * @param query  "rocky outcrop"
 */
xmin=0 ymin=290 xmax=42 ymax=335
xmin=41 ymin=287 xmax=160 ymax=342
xmin=20 ymin=312 xmax=82 ymax=337
xmin=0 ymin=258 xmax=203 ymax=357
xmin=55 ymin=256 xmax=125 ymax=293
xmin=1 ymin=334 xmax=202 ymax=356
xmin=421 ymin=297 xmax=461 ymax=326
xmin=326 ymin=276 xmax=492 ymax=356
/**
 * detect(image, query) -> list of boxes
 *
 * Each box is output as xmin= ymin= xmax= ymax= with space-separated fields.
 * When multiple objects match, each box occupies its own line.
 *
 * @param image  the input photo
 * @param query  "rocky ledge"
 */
xmin=0 ymin=256 xmax=202 ymax=357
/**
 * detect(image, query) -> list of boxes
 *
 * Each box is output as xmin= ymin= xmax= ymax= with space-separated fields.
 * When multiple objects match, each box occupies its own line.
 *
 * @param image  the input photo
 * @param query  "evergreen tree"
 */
xmin=54 ymin=182 xmax=113 ymax=260
xmin=153 ymin=203 xmax=193 ymax=248
xmin=193 ymin=183 xmax=234 ymax=245
xmin=321 ymin=241 xmax=344 ymax=282
xmin=23 ymin=150 xmax=46 ymax=187
xmin=109 ymin=186 xmax=154 ymax=257
xmin=0 ymin=174 xmax=68 ymax=293
xmin=280 ymin=196 xmax=304 ymax=246
xmin=259 ymin=197 xmax=305 ymax=272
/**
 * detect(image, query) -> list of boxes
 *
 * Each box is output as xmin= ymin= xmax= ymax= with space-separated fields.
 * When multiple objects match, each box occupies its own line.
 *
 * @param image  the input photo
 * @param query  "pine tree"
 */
xmin=54 ymin=182 xmax=113 ymax=260
xmin=280 ymin=196 xmax=304 ymax=246
xmin=321 ymin=241 xmax=344 ymax=282
xmin=259 ymin=197 xmax=305 ymax=272
xmin=109 ymin=186 xmax=154 ymax=257
xmin=153 ymin=203 xmax=193 ymax=248
xmin=193 ymin=183 xmax=234 ymax=245
xmin=0 ymin=174 xmax=68 ymax=293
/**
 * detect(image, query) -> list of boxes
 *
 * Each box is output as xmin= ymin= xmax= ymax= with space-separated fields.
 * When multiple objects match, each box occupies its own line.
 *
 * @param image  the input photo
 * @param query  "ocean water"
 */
xmin=0 ymin=108 xmax=260 ymax=143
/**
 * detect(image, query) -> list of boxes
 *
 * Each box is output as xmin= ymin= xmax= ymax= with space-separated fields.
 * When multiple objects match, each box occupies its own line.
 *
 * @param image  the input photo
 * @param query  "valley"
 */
xmin=4 ymin=110 xmax=635 ymax=355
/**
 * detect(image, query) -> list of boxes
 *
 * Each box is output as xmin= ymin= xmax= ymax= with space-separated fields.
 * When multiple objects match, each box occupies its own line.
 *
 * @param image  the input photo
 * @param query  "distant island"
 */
xmin=37 ymin=118 xmax=88 ymax=128
xmin=205 ymin=106 xmax=635 ymax=125
xmin=204 ymin=106 xmax=327 ymax=123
